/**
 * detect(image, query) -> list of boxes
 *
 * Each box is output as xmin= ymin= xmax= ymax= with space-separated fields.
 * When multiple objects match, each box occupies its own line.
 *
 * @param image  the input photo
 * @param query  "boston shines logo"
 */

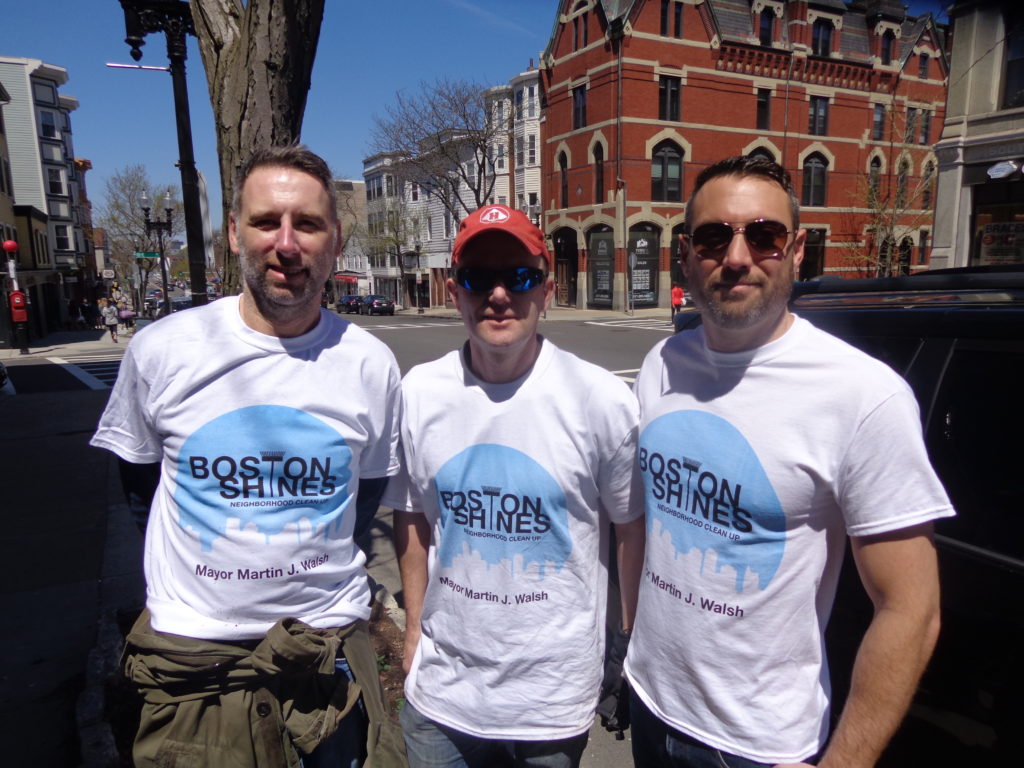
xmin=639 ymin=410 xmax=785 ymax=592
xmin=434 ymin=443 xmax=571 ymax=578
xmin=174 ymin=405 xmax=352 ymax=551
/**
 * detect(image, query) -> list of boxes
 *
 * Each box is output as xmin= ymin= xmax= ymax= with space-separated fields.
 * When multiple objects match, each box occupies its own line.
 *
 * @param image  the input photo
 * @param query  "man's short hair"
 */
xmin=231 ymin=144 xmax=337 ymax=218
xmin=684 ymin=155 xmax=800 ymax=233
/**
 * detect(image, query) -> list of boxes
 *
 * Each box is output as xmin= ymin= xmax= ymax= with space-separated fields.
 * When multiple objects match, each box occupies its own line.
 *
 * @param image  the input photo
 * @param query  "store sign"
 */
xmin=628 ymin=234 xmax=659 ymax=307
xmin=589 ymin=232 xmax=614 ymax=305
xmin=979 ymin=222 xmax=1024 ymax=265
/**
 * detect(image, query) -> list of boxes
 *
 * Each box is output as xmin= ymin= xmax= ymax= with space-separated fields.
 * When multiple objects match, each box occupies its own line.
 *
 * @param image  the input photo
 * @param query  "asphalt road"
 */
xmin=342 ymin=310 xmax=675 ymax=380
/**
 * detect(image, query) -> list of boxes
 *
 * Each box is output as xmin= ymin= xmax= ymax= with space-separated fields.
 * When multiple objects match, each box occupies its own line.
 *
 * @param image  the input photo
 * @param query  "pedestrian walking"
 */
xmin=100 ymin=299 xmax=119 ymax=343
xmin=670 ymin=283 xmax=684 ymax=319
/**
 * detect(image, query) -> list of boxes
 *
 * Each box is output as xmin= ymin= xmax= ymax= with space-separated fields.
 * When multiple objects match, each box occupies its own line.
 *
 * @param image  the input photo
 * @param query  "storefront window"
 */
xmin=972 ymin=180 xmax=1024 ymax=265
xmin=628 ymin=226 xmax=660 ymax=307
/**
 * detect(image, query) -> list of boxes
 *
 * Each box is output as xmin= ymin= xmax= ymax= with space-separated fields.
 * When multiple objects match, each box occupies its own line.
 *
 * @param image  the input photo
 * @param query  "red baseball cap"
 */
xmin=452 ymin=205 xmax=550 ymax=266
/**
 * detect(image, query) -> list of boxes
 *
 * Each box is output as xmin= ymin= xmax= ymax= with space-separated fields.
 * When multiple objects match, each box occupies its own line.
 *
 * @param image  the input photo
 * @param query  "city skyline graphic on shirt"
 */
xmin=434 ymin=443 xmax=572 ymax=578
xmin=175 ymin=405 xmax=353 ymax=551
xmin=640 ymin=410 xmax=786 ymax=592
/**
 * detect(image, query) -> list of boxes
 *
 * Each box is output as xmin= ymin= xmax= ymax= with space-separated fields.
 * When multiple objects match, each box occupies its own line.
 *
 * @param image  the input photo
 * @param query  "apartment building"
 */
xmin=0 ymin=56 xmax=91 ymax=341
xmin=541 ymin=0 xmax=949 ymax=309
xmin=933 ymin=1 xmax=1024 ymax=267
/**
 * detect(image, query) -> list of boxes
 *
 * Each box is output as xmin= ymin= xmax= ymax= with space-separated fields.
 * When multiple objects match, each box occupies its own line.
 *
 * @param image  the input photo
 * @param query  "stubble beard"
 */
xmin=238 ymin=240 xmax=327 ymax=324
xmin=688 ymin=255 xmax=794 ymax=332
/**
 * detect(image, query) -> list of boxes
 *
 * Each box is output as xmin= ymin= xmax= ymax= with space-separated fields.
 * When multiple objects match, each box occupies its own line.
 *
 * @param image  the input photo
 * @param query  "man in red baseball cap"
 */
xmin=384 ymin=204 xmax=645 ymax=766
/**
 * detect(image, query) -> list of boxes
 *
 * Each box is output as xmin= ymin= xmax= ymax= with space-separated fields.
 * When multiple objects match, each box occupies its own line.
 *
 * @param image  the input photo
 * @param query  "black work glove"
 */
xmin=595 ymin=625 xmax=632 ymax=739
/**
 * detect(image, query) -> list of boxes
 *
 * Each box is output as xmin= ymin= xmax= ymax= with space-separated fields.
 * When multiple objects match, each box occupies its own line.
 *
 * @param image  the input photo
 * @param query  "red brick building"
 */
xmin=540 ymin=0 xmax=949 ymax=309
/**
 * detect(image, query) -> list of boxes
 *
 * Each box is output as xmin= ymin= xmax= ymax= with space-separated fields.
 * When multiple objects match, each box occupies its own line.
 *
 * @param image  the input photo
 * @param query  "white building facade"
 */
xmin=933 ymin=1 xmax=1024 ymax=267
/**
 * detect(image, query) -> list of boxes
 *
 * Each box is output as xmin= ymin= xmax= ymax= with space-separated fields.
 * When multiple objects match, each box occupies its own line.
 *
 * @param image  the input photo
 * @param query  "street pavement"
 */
xmin=0 ymin=305 xmax=660 ymax=766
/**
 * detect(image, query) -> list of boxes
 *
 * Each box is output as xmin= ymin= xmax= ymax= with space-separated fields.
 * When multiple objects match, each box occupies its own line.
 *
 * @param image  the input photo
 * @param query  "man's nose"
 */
xmin=275 ymin=221 xmax=299 ymax=255
xmin=720 ymin=228 xmax=754 ymax=270
xmin=488 ymin=280 xmax=512 ymax=303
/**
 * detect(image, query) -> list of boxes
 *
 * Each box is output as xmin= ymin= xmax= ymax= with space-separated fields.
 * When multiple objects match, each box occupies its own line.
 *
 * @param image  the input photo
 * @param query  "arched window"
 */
xmin=651 ymin=141 xmax=683 ymax=202
xmin=593 ymin=143 xmax=605 ymax=204
xmin=559 ymin=152 xmax=569 ymax=208
xmin=922 ymin=161 xmax=936 ymax=209
xmin=896 ymin=158 xmax=910 ymax=209
xmin=869 ymin=156 xmax=882 ymax=203
xmin=802 ymin=154 xmax=828 ymax=207
xmin=881 ymin=30 xmax=895 ymax=65
xmin=748 ymin=147 xmax=775 ymax=163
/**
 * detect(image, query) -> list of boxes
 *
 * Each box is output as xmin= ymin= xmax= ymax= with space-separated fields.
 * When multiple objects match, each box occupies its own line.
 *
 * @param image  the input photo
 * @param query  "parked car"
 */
xmin=675 ymin=266 xmax=1024 ymax=764
xmin=359 ymin=295 xmax=395 ymax=316
xmin=0 ymin=360 xmax=14 ymax=396
xmin=336 ymin=295 xmax=362 ymax=314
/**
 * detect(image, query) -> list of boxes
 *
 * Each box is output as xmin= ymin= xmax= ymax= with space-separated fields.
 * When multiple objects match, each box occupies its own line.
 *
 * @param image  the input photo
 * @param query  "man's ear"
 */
xmin=228 ymin=214 xmax=239 ymax=254
xmin=790 ymin=228 xmax=807 ymax=278
xmin=447 ymin=277 xmax=461 ymax=310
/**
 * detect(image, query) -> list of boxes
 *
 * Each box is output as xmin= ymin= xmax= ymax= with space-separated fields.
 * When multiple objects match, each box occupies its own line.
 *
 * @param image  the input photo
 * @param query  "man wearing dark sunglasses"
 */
xmin=384 ymin=204 xmax=645 ymax=767
xmin=624 ymin=156 xmax=953 ymax=768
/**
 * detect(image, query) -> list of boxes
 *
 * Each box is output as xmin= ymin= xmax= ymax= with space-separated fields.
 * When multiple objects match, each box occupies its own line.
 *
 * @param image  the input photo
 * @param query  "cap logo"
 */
xmin=479 ymin=206 xmax=510 ymax=225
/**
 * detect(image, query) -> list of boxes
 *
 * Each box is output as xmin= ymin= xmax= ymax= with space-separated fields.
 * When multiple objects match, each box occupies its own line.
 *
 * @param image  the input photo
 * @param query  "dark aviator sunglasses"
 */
xmin=455 ymin=266 xmax=547 ymax=294
xmin=686 ymin=219 xmax=794 ymax=261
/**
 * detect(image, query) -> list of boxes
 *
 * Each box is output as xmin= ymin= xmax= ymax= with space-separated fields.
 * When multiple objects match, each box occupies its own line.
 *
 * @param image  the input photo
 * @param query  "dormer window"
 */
xmin=812 ymin=19 xmax=833 ymax=56
xmin=759 ymin=10 xmax=773 ymax=46
xmin=881 ymin=30 xmax=895 ymax=65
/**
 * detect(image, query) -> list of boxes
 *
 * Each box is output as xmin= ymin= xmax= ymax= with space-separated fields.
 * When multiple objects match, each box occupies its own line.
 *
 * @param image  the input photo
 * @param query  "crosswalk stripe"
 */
xmin=47 ymin=357 xmax=110 ymax=390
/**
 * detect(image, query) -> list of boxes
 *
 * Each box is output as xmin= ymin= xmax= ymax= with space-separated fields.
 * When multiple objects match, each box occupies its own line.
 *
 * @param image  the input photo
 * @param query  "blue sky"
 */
xmin=4 ymin=0 xmax=948 ymax=225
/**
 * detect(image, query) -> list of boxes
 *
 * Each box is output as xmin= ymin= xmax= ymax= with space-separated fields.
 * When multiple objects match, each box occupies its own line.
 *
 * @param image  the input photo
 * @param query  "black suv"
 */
xmin=677 ymin=266 xmax=1023 ymax=763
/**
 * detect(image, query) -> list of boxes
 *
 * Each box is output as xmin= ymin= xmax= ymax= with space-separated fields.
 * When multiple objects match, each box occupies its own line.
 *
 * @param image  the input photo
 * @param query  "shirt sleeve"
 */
xmin=358 ymin=354 xmax=403 ymax=480
xmin=598 ymin=380 xmax=644 ymax=525
xmin=839 ymin=385 xmax=955 ymax=536
xmin=89 ymin=345 xmax=163 ymax=464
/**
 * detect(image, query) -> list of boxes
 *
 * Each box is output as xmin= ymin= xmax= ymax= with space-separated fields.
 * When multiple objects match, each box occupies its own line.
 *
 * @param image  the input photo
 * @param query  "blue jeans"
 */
xmin=629 ymin=692 xmax=773 ymax=768
xmin=400 ymin=701 xmax=589 ymax=768
xmin=301 ymin=655 xmax=367 ymax=768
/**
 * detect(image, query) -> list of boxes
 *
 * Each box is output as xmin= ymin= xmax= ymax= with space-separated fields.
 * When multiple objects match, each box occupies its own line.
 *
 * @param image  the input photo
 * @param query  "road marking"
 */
xmin=363 ymin=322 xmax=464 ymax=331
xmin=48 ymin=357 xmax=111 ymax=390
xmin=585 ymin=319 xmax=674 ymax=332
xmin=611 ymin=368 xmax=640 ymax=383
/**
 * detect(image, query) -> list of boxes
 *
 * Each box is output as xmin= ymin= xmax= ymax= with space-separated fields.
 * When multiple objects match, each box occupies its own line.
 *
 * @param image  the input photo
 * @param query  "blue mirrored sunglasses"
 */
xmin=455 ymin=267 xmax=547 ymax=294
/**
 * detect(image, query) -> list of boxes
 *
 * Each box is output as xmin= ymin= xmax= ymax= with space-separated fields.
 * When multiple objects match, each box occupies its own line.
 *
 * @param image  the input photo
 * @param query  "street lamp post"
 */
xmin=415 ymin=238 xmax=425 ymax=314
xmin=140 ymin=191 xmax=174 ymax=318
xmin=119 ymin=0 xmax=207 ymax=308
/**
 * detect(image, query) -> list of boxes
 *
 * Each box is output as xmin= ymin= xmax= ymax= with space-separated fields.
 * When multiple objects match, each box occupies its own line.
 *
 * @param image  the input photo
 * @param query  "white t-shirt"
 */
xmin=91 ymin=297 xmax=401 ymax=640
xmin=382 ymin=340 xmax=640 ymax=740
xmin=624 ymin=316 xmax=954 ymax=764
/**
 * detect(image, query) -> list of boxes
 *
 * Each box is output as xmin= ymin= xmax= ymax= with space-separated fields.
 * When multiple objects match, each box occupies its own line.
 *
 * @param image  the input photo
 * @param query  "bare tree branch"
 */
xmin=370 ymin=77 xmax=505 ymax=221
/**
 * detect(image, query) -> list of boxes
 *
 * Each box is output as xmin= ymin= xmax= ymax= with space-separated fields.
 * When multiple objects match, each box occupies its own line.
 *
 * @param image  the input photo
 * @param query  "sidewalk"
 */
xmin=0 ymin=327 xmax=127 ymax=361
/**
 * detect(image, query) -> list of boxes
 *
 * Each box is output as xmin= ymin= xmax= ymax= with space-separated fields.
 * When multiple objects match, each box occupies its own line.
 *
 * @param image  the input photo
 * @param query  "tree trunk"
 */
xmin=190 ymin=0 xmax=325 ymax=295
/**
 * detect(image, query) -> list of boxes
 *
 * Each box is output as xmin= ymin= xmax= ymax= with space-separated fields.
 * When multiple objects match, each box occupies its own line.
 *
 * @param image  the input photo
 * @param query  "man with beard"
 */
xmin=91 ymin=145 xmax=404 ymax=768
xmin=624 ymin=156 xmax=953 ymax=768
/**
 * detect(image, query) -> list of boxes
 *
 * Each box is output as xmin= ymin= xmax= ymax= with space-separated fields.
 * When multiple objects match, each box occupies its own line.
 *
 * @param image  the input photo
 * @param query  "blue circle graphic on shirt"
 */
xmin=434 ymin=444 xmax=571 ymax=578
xmin=639 ymin=410 xmax=785 ymax=591
xmin=174 ymin=405 xmax=353 ymax=552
